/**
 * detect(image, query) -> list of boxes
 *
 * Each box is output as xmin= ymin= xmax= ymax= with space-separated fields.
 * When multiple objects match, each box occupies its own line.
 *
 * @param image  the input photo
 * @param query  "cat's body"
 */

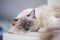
xmin=9 ymin=5 xmax=60 ymax=40
xmin=37 ymin=5 xmax=60 ymax=40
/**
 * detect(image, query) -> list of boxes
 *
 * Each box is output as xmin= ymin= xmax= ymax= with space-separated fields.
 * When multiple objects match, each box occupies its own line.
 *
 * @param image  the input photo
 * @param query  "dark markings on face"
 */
xmin=19 ymin=19 xmax=33 ymax=31
xmin=18 ymin=9 xmax=36 ymax=31
xmin=13 ymin=9 xmax=35 ymax=31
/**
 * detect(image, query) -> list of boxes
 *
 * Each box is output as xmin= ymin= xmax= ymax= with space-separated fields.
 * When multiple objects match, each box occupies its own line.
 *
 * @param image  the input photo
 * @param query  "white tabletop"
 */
xmin=3 ymin=32 xmax=41 ymax=40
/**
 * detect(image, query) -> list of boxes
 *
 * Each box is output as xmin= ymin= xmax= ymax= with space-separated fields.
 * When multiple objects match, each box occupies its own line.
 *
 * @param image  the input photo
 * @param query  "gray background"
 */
xmin=0 ymin=0 xmax=47 ymax=32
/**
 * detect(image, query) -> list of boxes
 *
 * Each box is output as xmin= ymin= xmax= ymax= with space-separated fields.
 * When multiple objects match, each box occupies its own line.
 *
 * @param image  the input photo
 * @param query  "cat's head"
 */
xmin=9 ymin=10 xmax=40 ymax=33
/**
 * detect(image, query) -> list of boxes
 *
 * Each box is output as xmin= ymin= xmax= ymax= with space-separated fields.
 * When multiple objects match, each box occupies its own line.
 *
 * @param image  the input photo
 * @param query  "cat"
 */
xmin=8 ymin=5 xmax=60 ymax=40
xmin=8 ymin=9 xmax=41 ymax=33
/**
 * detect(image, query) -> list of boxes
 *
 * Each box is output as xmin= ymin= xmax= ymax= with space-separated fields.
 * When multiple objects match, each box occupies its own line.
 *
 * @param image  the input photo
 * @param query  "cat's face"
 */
xmin=9 ymin=10 xmax=40 ymax=32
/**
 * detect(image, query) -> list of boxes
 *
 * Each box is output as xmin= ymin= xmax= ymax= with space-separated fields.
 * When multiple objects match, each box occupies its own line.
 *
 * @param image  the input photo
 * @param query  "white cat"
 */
xmin=9 ymin=5 xmax=60 ymax=40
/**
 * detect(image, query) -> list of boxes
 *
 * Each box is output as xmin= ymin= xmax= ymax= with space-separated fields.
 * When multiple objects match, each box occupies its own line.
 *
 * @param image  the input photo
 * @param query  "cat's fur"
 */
xmin=38 ymin=5 xmax=60 ymax=40
xmin=9 ymin=5 xmax=60 ymax=40
xmin=8 ymin=9 xmax=41 ymax=33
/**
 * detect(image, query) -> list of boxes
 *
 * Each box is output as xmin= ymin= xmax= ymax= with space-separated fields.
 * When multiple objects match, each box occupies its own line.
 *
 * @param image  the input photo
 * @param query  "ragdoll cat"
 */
xmin=9 ymin=5 xmax=60 ymax=40
xmin=8 ymin=9 xmax=41 ymax=33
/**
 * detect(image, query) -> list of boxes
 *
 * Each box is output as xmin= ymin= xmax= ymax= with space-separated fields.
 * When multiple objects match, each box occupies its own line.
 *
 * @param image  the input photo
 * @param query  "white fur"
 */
xmin=9 ymin=5 xmax=60 ymax=40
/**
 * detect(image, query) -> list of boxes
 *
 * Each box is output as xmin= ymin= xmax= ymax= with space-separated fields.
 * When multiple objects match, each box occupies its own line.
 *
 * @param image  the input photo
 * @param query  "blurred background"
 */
xmin=0 ymin=0 xmax=47 ymax=32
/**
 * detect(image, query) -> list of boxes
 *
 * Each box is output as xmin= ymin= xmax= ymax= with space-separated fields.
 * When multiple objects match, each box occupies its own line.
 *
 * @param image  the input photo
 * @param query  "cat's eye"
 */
xmin=20 ymin=24 xmax=23 ymax=26
xmin=29 ymin=22 xmax=31 ymax=23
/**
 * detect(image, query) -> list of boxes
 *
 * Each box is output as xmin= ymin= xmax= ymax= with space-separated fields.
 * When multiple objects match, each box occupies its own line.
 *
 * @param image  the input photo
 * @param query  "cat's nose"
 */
xmin=25 ymin=28 xmax=29 ymax=30
xmin=23 ymin=26 xmax=29 ymax=30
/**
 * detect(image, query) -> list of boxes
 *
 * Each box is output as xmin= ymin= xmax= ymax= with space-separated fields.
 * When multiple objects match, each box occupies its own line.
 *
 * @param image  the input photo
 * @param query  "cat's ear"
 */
xmin=8 ymin=19 xmax=18 ymax=25
xmin=27 ymin=9 xmax=36 ymax=18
